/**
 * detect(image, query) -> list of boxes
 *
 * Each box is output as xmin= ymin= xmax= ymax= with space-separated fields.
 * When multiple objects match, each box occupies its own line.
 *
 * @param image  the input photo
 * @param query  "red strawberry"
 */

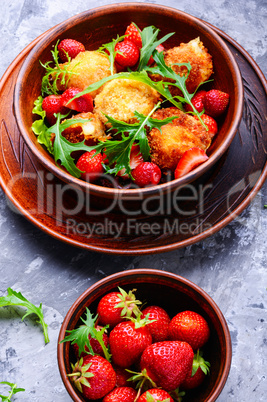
xmin=76 ymin=150 xmax=104 ymax=183
xmin=115 ymin=40 xmax=140 ymax=67
xmin=140 ymin=341 xmax=194 ymax=391
xmin=141 ymin=306 xmax=170 ymax=342
xmin=201 ymin=114 xmax=218 ymax=136
xmin=73 ymin=325 xmax=109 ymax=358
xmin=168 ymin=311 xmax=210 ymax=351
xmin=113 ymin=365 xmax=133 ymax=387
xmin=148 ymin=44 xmax=165 ymax=66
xmin=181 ymin=350 xmax=210 ymax=390
xmin=103 ymin=386 xmax=138 ymax=402
xmin=70 ymin=355 xmax=116 ymax=400
xmin=61 ymin=87 xmax=93 ymax=113
xmin=203 ymin=89 xmax=230 ymax=117
xmin=58 ymin=38 xmax=85 ymax=62
xmin=132 ymin=162 xmax=161 ymax=187
xmin=137 ymin=388 xmax=174 ymax=402
xmin=125 ymin=23 xmax=142 ymax=49
xmin=97 ymin=287 xmax=142 ymax=328
xmin=174 ymin=147 xmax=208 ymax=179
xmin=117 ymin=144 xmax=144 ymax=178
xmin=42 ymin=95 xmax=68 ymax=125
xmin=109 ymin=317 xmax=152 ymax=368
xmin=185 ymin=90 xmax=206 ymax=113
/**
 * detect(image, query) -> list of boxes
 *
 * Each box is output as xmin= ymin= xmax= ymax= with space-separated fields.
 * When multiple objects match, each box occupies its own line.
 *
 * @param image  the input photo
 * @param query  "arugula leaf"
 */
xmin=92 ymin=102 xmax=178 ymax=177
xmin=60 ymin=308 xmax=111 ymax=362
xmin=146 ymin=51 xmax=207 ymax=126
xmin=137 ymin=25 xmax=174 ymax=71
xmin=31 ymin=96 xmax=53 ymax=153
xmin=40 ymin=40 xmax=79 ymax=96
xmin=0 ymin=287 xmax=49 ymax=344
xmin=98 ymin=35 xmax=125 ymax=75
xmin=46 ymin=113 xmax=94 ymax=178
xmin=0 ymin=382 xmax=25 ymax=401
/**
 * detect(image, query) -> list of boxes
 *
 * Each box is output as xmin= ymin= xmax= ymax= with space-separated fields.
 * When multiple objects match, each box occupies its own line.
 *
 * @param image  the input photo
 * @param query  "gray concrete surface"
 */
xmin=0 ymin=0 xmax=266 ymax=401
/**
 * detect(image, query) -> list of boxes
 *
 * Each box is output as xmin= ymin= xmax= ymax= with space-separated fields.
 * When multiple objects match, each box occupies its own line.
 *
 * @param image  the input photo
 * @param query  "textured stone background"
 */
xmin=0 ymin=0 xmax=266 ymax=401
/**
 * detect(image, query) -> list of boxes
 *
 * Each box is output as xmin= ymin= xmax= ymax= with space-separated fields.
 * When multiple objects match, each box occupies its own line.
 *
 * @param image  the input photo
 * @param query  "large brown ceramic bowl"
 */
xmin=57 ymin=269 xmax=232 ymax=402
xmin=14 ymin=3 xmax=243 ymax=206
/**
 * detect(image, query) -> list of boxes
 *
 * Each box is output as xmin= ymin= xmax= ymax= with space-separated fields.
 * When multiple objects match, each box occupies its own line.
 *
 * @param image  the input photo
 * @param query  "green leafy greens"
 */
xmin=98 ymin=35 xmax=125 ymax=75
xmin=33 ymin=23 xmax=211 ymax=178
xmin=0 ymin=287 xmax=49 ymax=344
xmin=91 ymin=103 xmax=178 ymax=177
xmin=60 ymin=308 xmax=111 ymax=362
xmin=46 ymin=113 xmax=95 ymax=178
xmin=40 ymin=40 xmax=79 ymax=96
xmin=0 ymin=382 xmax=25 ymax=402
xmin=137 ymin=25 xmax=174 ymax=71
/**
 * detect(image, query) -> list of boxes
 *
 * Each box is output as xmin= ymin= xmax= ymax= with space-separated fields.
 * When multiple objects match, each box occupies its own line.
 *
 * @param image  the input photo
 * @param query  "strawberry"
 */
xmin=132 ymin=162 xmax=161 ymax=187
xmin=202 ymin=89 xmax=230 ymax=117
xmin=185 ymin=90 xmax=206 ymax=113
xmin=113 ymin=365 xmax=133 ymax=387
xmin=148 ymin=44 xmax=165 ymax=66
xmin=70 ymin=355 xmax=116 ymax=400
xmin=76 ymin=150 xmax=105 ymax=182
xmin=61 ymin=87 xmax=93 ymax=113
xmin=201 ymin=114 xmax=218 ymax=136
xmin=174 ymin=147 xmax=208 ymax=179
xmin=117 ymin=144 xmax=144 ymax=178
xmin=42 ymin=94 xmax=68 ymax=125
xmin=140 ymin=341 xmax=194 ymax=391
xmin=125 ymin=23 xmax=142 ymax=49
xmin=97 ymin=287 xmax=142 ymax=328
xmin=141 ymin=306 xmax=170 ymax=342
xmin=137 ymin=388 xmax=174 ymax=402
xmin=180 ymin=350 xmax=210 ymax=390
xmin=103 ymin=386 xmax=138 ymax=402
xmin=109 ymin=316 xmax=153 ymax=368
xmin=115 ymin=40 xmax=140 ymax=67
xmin=58 ymin=38 xmax=85 ymax=62
xmin=168 ymin=310 xmax=210 ymax=351
xmin=73 ymin=325 xmax=109 ymax=358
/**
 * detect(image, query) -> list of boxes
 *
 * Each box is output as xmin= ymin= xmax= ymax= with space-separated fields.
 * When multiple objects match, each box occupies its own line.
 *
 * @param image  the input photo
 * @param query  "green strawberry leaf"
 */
xmin=0 ymin=288 xmax=49 ymax=344
xmin=60 ymin=308 xmax=111 ymax=362
xmin=191 ymin=349 xmax=210 ymax=377
xmin=0 ymin=382 xmax=25 ymax=401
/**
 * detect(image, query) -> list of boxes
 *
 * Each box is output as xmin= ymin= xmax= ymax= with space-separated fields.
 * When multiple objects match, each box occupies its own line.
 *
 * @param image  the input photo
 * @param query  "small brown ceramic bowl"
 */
xmin=14 ymin=3 xmax=243 ymax=206
xmin=57 ymin=269 xmax=231 ymax=402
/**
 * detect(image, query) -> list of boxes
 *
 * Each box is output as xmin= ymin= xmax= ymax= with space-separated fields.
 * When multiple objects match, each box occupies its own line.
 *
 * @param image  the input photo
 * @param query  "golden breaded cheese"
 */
xmin=62 ymin=112 xmax=108 ymax=145
xmin=151 ymin=37 xmax=213 ymax=96
xmin=148 ymin=107 xmax=213 ymax=171
xmin=56 ymin=51 xmax=115 ymax=98
xmin=94 ymin=79 xmax=161 ymax=125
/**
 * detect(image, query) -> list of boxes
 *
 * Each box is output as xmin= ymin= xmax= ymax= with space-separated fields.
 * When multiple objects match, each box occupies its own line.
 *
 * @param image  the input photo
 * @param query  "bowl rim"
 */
xmin=57 ymin=268 xmax=232 ymax=402
xmin=14 ymin=2 xmax=244 ymax=199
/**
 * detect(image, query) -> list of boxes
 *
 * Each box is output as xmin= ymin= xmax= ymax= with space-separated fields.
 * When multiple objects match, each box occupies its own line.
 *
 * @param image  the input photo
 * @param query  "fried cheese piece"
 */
xmin=94 ymin=79 xmax=161 ymax=125
xmin=56 ymin=51 xmax=115 ymax=98
xmin=151 ymin=37 xmax=213 ymax=96
xmin=61 ymin=112 xmax=109 ymax=145
xmin=148 ymin=107 xmax=214 ymax=171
